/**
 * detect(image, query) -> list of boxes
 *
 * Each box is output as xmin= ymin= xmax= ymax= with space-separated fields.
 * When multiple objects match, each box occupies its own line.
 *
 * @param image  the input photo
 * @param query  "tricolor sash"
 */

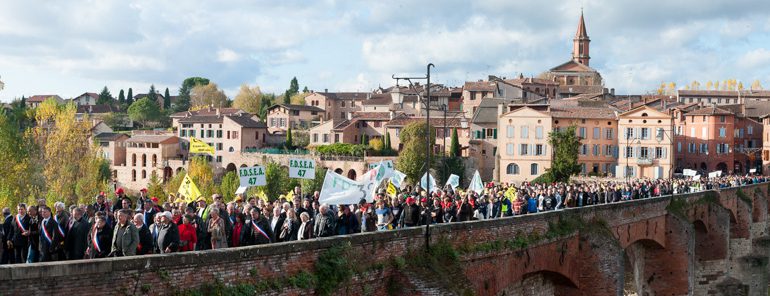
xmin=92 ymin=227 xmax=102 ymax=253
xmin=41 ymin=220 xmax=53 ymax=245
xmin=15 ymin=214 xmax=26 ymax=232
xmin=251 ymin=221 xmax=270 ymax=242
xmin=53 ymin=215 xmax=66 ymax=238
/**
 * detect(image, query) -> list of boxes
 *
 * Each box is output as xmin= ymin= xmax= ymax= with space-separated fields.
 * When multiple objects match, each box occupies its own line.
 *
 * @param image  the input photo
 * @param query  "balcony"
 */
xmin=637 ymin=158 xmax=653 ymax=166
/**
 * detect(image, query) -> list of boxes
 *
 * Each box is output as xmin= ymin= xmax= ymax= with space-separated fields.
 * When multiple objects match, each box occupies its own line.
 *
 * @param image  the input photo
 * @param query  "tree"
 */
xmin=127 ymin=97 xmax=162 ymax=127
xmin=449 ymin=128 xmax=461 ymax=157
xmin=546 ymin=125 xmax=581 ymax=182
xmin=147 ymin=173 xmax=165 ymax=200
xmin=302 ymin=86 xmax=309 ymax=93
xmin=258 ymin=93 xmax=275 ymax=121
xmin=118 ymin=89 xmax=126 ymax=105
xmin=188 ymin=156 xmax=217 ymax=201
xmin=0 ymin=111 xmax=40 ymax=206
xmin=751 ymin=80 xmax=763 ymax=90
xmin=97 ymin=86 xmax=113 ymax=105
xmin=165 ymin=170 xmax=187 ymax=201
xmin=301 ymin=167 xmax=327 ymax=194
xmin=384 ymin=132 xmax=392 ymax=151
xmin=369 ymin=137 xmax=384 ymax=152
xmin=219 ymin=171 xmax=239 ymax=201
xmin=232 ymin=84 xmax=262 ymax=114
xmin=286 ymin=127 xmax=293 ymax=149
xmin=163 ymin=87 xmax=171 ymax=109
xmin=190 ymin=83 xmax=228 ymax=109
xmin=360 ymin=133 xmax=368 ymax=145
xmin=177 ymin=77 xmax=210 ymax=112
xmin=259 ymin=162 xmax=291 ymax=201
xmin=126 ymin=88 xmax=134 ymax=105
xmin=705 ymin=81 xmax=713 ymax=90
xmin=147 ymin=84 xmax=158 ymax=106
xmin=396 ymin=121 xmax=435 ymax=184
xmin=289 ymin=77 xmax=299 ymax=95
xmin=289 ymin=92 xmax=309 ymax=105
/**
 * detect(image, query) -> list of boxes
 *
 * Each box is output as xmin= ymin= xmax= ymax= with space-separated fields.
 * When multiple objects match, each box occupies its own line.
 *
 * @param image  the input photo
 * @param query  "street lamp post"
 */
xmin=442 ymin=104 xmax=448 ymax=179
xmin=393 ymin=63 xmax=435 ymax=252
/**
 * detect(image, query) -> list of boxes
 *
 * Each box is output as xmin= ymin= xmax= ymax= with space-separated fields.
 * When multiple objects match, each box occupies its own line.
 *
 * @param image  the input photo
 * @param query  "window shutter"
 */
xmin=544 ymin=145 xmax=547 ymax=155
xmin=493 ymin=129 xmax=497 ymax=139
xmin=482 ymin=128 xmax=486 ymax=139
xmin=634 ymin=147 xmax=639 ymax=158
xmin=662 ymin=147 xmax=667 ymax=158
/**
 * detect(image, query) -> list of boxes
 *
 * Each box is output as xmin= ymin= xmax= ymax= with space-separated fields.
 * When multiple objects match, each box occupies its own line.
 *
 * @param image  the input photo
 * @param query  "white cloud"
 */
xmin=738 ymin=48 xmax=770 ymax=69
xmin=217 ymin=49 xmax=241 ymax=63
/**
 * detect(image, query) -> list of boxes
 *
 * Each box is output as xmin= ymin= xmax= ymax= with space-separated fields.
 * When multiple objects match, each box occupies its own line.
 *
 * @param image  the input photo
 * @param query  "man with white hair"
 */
xmin=156 ymin=211 xmax=179 ymax=253
xmin=133 ymin=213 xmax=153 ymax=255
xmin=313 ymin=204 xmax=335 ymax=238
xmin=52 ymin=202 xmax=69 ymax=260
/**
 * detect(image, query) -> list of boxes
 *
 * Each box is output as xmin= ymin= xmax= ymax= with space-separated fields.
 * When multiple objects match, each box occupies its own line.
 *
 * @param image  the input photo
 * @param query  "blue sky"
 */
xmin=1 ymin=0 xmax=770 ymax=101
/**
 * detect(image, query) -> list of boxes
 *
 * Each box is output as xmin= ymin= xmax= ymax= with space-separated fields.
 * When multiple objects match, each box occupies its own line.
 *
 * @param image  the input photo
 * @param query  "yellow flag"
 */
xmin=178 ymin=174 xmax=202 ymax=203
xmin=256 ymin=189 xmax=269 ymax=202
xmin=286 ymin=190 xmax=294 ymax=201
xmin=387 ymin=182 xmax=397 ymax=197
xmin=504 ymin=187 xmax=516 ymax=201
xmin=189 ymin=137 xmax=215 ymax=155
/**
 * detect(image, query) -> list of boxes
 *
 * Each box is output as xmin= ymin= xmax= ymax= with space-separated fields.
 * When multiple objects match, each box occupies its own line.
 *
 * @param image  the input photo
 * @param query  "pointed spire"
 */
xmin=576 ymin=10 xmax=588 ymax=39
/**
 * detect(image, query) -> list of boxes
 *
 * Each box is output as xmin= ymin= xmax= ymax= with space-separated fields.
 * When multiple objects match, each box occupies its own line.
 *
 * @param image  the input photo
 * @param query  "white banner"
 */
xmin=683 ymin=169 xmax=697 ymax=177
xmin=692 ymin=174 xmax=701 ymax=180
xmin=319 ymin=170 xmax=377 ymax=205
xmin=750 ymin=169 xmax=757 ymax=173
xmin=239 ymin=165 xmax=266 ymax=187
xmin=368 ymin=160 xmax=394 ymax=170
xmin=446 ymin=174 xmax=460 ymax=190
xmin=468 ymin=170 xmax=484 ymax=195
xmin=390 ymin=170 xmax=406 ymax=188
xmin=708 ymin=170 xmax=722 ymax=178
xmin=420 ymin=173 xmax=437 ymax=193
xmin=289 ymin=158 xmax=316 ymax=179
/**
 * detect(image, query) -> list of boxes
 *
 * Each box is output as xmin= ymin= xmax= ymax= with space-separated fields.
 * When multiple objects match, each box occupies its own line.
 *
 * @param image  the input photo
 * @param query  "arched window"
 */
xmin=141 ymin=170 xmax=147 ymax=179
xmin=142 ymin=154 xmax=147 ymax=167
xmin=132 ymin=154 xmax=136 ymax=166
xmin=131 ymin=169 xmax=136 ymax=182
xmin=530 ymin=163 xmax=539 ymax=175
xmin=152 ymin=154 xmax=157 ymax=167
xmin=506 ymin=163 xmax=519 ymax=175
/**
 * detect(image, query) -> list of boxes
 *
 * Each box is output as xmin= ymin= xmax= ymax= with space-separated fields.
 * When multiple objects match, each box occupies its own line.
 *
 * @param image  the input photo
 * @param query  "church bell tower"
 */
xmin=572 ymin=10 xmax=590 ymax=66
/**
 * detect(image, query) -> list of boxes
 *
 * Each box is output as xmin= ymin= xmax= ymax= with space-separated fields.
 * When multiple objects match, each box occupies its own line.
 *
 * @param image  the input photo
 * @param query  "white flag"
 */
xmin=391 ymin=170 xmax=407 ymax=188
xmin=468 ymin=170 xmax=484 ymax=195
xmin=319 ymin=170 xmax=377 ymax=205
xmin=446 ymin=174 xmax=460 ymax=189
xmin=420 ymin=173 xmax=437 ymax=193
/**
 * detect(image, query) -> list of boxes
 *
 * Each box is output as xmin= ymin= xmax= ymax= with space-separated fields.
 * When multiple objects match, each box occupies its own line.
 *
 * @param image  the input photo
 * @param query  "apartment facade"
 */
xmin=550 ymin=100 xmax=619 ymax=176
xmin=266 ymin=104 xmax=324 ymax=132
xmin=497 ymin=106 xmax=553 ymax=184
xmin=763 ymin=114 xmax=770 ymax=173
xmin=114 ymin=133 xmax=182 ymax=191
xmin=304 ymin=91 xmax=369 ymax=121
xmin=308 ymin=112 xmax=392 ymax=146
xmin=384 ymin=115 xmax=470 ymax=154
xmin=617 ymin=106 xmax=674 ymax=179
xmin=177 ymin=114 xmax=268 ymax=164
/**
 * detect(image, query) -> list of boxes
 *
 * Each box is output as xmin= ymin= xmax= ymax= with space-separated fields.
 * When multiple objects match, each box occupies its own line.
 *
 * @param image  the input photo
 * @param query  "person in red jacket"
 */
xmin=177 ymin=215 xmax=197 ymax=252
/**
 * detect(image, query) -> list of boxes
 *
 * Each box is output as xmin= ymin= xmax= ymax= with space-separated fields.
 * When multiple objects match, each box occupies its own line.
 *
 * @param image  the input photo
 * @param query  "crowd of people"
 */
xmin=0 ymin=175 xmax=766 ymax=264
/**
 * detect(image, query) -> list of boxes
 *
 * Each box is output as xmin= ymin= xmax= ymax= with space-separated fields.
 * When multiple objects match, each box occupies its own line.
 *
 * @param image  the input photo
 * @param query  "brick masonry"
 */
xmin=0 ymin=183 xmax=769 ymax=295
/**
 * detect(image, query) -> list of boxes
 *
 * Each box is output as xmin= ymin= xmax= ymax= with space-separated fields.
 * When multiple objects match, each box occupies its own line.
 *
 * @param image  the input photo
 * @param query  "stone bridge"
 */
xmin=1 ymin=183 xmax=769 ymax=296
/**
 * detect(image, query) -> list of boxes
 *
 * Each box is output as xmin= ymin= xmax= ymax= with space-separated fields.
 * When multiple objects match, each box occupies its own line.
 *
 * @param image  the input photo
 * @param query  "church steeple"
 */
xmin=572 ymin=10 xmax=590 ymax=66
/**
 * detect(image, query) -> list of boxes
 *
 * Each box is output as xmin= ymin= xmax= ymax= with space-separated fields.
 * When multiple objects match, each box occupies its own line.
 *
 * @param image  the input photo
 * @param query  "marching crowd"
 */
xmin=0 ymin=175 xmax=766 ymax=264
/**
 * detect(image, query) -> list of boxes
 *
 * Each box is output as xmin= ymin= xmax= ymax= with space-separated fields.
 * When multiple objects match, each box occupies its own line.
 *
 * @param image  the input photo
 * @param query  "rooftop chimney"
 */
xmin=498 ymin=103 xmax=504 ymax=116
xmin=324 ymin=88 xmax=328 ymax=93
xmin=216 ymin=108 xmax=221 ymax=117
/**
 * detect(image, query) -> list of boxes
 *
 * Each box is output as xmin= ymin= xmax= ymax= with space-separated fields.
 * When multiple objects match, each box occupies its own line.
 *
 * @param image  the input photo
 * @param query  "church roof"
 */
xmin=575 ymin=12 xmax=589 ymax=39
xmin=549 ymin=60 xmax=598 ymax=73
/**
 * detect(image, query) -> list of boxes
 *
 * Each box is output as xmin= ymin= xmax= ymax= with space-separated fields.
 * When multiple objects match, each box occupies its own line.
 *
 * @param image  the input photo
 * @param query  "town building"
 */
xmin=72 ymin=92 xmax=98 ymax=106
xmin=676 ymin=90 xmax=770 ymax=106
xmin=550 ymin=99 xmax=619 ymax=176
xmin=617 ymin=106 xmax=674 ymax=179
xmin=94 ymin=132 xmax=129 ymax=166
xmin=469 ymin=98 xmax=509 ymax=181
xmin=762 ymin=114 xmax=770 ymax=173
xmin=308 ymin=112 xmax=393 ymax=146
xmin=266 ymin=104 xmax=325 ymax=132
xmin=75 ymin=104 xmax=119 ymax=121
xmin=304 ymin=91 xmax=370 ymax=121
xmin=496 ymin=105 xmax=553 ymax=184
xmin=113 ymin=132 xmax=182 ymax=190
xmin=383 ymin=114 xmax=470 ymax=155
xmin=26 ymin=95 xmax=63 ymax=108
xmin=176 ymin=113 xmax=268 ymax=163
xmin=170 ymin=107 xmax=247 ymax=128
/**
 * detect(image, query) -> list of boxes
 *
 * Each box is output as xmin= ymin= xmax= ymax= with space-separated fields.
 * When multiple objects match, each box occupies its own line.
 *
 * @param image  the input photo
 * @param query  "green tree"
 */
xmin=301 ymin=167 xmax=327 ymax=194
xmin=396 ymin=121 xmax=435 ymax=184
xmin=219 ymin=171 xmax=239 ymax=201
xmin=164 ymin=87 xmax=171 ymax=109
xmin=118 ymin=89 xmax=125 ymax=105
xmin=176 ymin=77 xmax=210 ymax=112
xmin=286 ymin=127 xmax=293 ymax=149
xmin=126 ymin=88 xmax=134 ymax=105
xmin=148 ymin=84 xmax=157 ymax=103
xmin=290 ymin=77 xmax=299 ymax=94
xmin=97 ymin=86 xmax=113 ymax=105
xmin=259 ymin=162 xmax=291 ymax=200
xmin=165 ymin=170 xmax=187 ymax=201
xmin=384 ymin=131 xmax=392 ymax=151
xmin=546 ymin=125 xmax=581 ymax=182
xmin=449 ymin=128 xmax=460 ymax=157
xmin=188 ymin=156 xmax=217 ymax=201
xmin=360 ymin=133 xmax=367 ymax=145
xmin=0 ymin=111 xmax=40 ymax=206
xmin=147 ymin=173 xmax=165 ymax=200
xmin=232 ymin=84 xmax=262 ymax=114
xmin=257 ymin=93 xmax=275 ymax=121
xmin=127 ymin=97 xmax=162 ymax=127
xmin=302 ymin=86 xmax=309 ymax=93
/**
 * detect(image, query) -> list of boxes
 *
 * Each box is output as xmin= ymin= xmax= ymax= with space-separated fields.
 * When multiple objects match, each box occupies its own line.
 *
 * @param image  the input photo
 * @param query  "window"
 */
xmin=216 ymin=156 xmax=222 ymax=163
xmin=748 ymin=126 xmax=754 ymax=135
xmin=334 ymin=134 xmax=340 ymax=143
xmin=341 ymin=101 xmax=346 ymax=107
xmin=593 ymin=144 xmax=600 ymax=156
xmin=200 ymin=130 xmax=205 ymax=138
xmin=720 ymin=115 xmax=726 ymax=123
xmin=689 ymin=143 xmax=696 ymax=153
xmin=486 ymin=129 xmax=494 ymax=138
xmin=677 ymin=142 xmax=682 ymax=152
xmin=521 ymin=126 xmax=529 ymax=138
xmin=216 ymin=130 xmax=222 ymax=138
xmin=640 ymin=147 xmax=649 ymax=159
xmin=605 ymin=145 xmax=612 ymax=156
xmin=232 ymin=131 xmax=239 ymax=139
xmin=690 ymin=127 xmax=695 ymax=137
xmin=593 ymin=127 xmax=600 ymax=139
xmin=700 ymin=143 xmax=708 ymax=153
xmin=579 ymin=127 xmax=586 ymax=138
xmin=719 ymin=127 xmax=726 ymax=138
xmin=656 ymin=128 xmax=664 ymax=141
xmin=507 ymin=126 xmax=514 ymax=138
xmin=535 ymin=126 xmax=544 ymax=139
xmin=580 ymin=144 xmax=588 ymax=155
xmin=313 ymin=133 xmax=318 ymax=142
xmin=530 ymin=163 xmax=539 ymax=175
xmin=641 ymin=128 xmax=649 ymax=140
xmin=323 ymin=134 xmax=329 ymax=143
xmin=655 ymin=147 xmax=664 ymax=159
xmin=141 ymin=170 xmax=146 ymax=179
xmin=702 ymin=127 xmax=708 ymax=138
xmin=535 ymin=144 xmax=544 ymax=156
xmin=351 ymin=101 xmax=356 ymax=107
xmin=519 ymin=144 xmax=529 ymax=155
xmin=340 ymin=112 xmax=345 ymax=118
xmin=605 ymin=128 xmax=613 ymax=140
xmin=625 ymin=146 xmax=633 ymax=158
xmin=395 ymin=128 xmax=401 ymax=137
xmin=506 ymin=163 xmax=519 ymax=175
xmin=207 ymin=130 xmax=213 ymax=138
xmin=625 ymin=127 xmax=634 ymax=139
xmin=228 ymin=147 xmax=235 ymax=152
xmin=132 ymin=170 xmax=136 ymax=182
xmin=506 ymin=144 xmax=514 ymax=155
xmin=270 ymin=118 xmax=276 ymax=127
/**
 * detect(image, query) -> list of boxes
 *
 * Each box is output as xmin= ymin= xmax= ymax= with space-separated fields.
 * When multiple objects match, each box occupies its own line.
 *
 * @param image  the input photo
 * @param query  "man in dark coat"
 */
xmin=8 ymin=204 xmax=30 ymax=264
xmin=1 ymin=208 xmax=12 ymax=264
xmin=156 ymin=212 xmax=179 ymax=254
xmin=241 ymin=208 xmax=272 ymax=246
xmin=87 ymin=216 xmax=112 ymax=259
xmin=38 ymin=206 xmax=62 ymax=262
xmin=399 ymin=197 xmax=421 ymax=228
xmin=313 ymin=204 xmax=335 ymax=238
xmin=65 ymin=208 xmax=90 ymax=260
xmin=133 ymin=213 xmax=153 ymax=255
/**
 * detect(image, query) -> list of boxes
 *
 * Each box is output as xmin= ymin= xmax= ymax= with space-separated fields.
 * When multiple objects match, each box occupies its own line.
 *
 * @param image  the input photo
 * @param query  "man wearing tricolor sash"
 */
xmin=240 ymin=207 xmax=271 ymax=246
xmin=53 ymin=202 xmax=69 ymax=260
xmin=87 ymin=216 xmax=112 ymax=259
xmin=38 ymin=207 xmax=61 ymax=262
xmin=8 ymin=204 xmax=30 ymax=264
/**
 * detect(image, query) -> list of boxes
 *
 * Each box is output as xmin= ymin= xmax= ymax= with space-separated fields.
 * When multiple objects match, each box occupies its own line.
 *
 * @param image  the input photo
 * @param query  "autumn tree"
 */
xmin=751 ymin=80 xmax=763 ymax=90
xmin=176 ymin=77 xmax=210 ymax=112
xmin=188 ymin=156 xmax=217 ymax=201
xmin=190 ymin=83 xmax=228 ymax=109
xmin=0 ymin=111 xmax=40 ymax=206
xmin=289 ymin=92 xmax=309 ymax=105
xmin=232 ymin=84 xmax=262 ymax=114
xmin=219 ymin=171 xmax=239 ymax=201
